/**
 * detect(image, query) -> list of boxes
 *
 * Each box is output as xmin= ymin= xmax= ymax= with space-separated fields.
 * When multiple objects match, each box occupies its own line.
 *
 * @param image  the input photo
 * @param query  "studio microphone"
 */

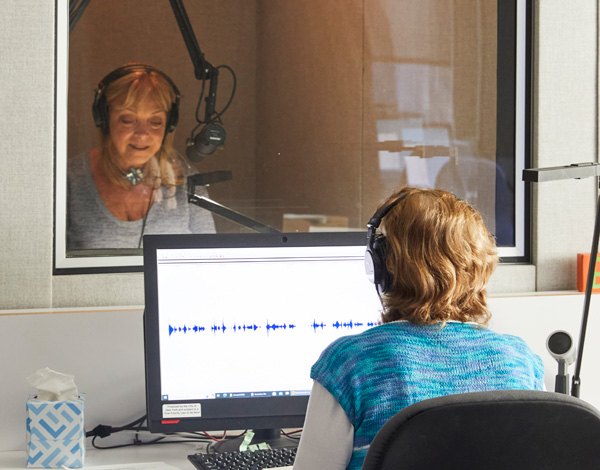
xmin=186 ymin=123 xmax=226 ymax=162
xmin=546 ymin=330 xmax=576 ymax=394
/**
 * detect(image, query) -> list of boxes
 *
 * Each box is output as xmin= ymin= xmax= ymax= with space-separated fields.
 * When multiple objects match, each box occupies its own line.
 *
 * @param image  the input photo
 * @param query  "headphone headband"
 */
xmin=96 ymin=64 xmax=181 ymax=96
xmin=367 ymin=192 xmax=410 ymax=232
xmin=92 ymin=64 xmax=181 ymax=135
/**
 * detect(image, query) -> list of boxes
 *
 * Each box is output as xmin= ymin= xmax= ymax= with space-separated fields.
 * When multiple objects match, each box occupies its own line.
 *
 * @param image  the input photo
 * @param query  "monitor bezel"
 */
xmin=143 ymin=230 xmax=368 ymax=434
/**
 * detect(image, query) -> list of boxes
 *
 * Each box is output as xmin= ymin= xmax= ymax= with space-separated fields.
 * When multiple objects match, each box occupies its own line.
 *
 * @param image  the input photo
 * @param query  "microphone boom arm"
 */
xmin=189 ymin=195 xmax=280 ymax=234
xmin=168 ymin=0 xmax=216 ymax=81
xmin=168 ymin=0 xmax=225 ymax=154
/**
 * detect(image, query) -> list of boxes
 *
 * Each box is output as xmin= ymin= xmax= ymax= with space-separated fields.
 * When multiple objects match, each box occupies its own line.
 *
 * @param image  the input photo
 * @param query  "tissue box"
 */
xmin=26 ymin=395 xmax=85 ymax=468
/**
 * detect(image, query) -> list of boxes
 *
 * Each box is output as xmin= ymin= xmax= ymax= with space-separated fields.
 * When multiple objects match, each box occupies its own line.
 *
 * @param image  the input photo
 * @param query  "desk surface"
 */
xmin=0 ymin=444 xmax=292 ymax=470
xmin=0 ymin=443 xmax=205 ymax=470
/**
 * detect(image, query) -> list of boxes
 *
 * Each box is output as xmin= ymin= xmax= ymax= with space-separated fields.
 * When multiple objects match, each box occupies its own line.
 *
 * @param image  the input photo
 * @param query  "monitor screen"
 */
xmin=143 ymin=231 xmax=382 ymax=448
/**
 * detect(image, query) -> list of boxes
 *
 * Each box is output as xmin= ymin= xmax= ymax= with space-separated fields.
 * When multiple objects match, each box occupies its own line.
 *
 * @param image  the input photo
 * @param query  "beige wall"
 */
xmin=0 ymin=1 xmax=597 ymax=309
xmin=533 ymin=1 xmax=599 ymax=290
xmin=0 ymin=0 xmax=55 ymax=308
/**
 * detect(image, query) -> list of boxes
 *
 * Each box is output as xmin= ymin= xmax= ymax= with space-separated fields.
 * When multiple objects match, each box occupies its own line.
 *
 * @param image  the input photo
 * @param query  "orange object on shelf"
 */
xmin=577 ymin=253 xmax=600 ymax=292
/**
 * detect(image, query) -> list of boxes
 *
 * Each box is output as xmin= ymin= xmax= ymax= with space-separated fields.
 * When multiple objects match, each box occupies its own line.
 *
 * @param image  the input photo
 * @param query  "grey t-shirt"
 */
xmin=66 ymin=152 xmax=216 ymax=250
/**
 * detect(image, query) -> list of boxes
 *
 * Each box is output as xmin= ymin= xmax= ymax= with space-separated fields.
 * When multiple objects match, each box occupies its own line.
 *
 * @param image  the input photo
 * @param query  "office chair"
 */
xmin=361 ymin=389 xmax=600 ymax=470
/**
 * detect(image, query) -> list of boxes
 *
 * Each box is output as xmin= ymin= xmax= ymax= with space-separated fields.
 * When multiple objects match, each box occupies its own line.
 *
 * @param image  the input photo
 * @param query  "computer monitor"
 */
xmin=143 ymin=231 xmax=382 ymax=450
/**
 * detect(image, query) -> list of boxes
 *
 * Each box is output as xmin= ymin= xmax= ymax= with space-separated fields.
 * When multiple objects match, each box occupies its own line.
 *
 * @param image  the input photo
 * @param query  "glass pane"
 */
xmin=56 ymin=0 xmax=525 ymax=272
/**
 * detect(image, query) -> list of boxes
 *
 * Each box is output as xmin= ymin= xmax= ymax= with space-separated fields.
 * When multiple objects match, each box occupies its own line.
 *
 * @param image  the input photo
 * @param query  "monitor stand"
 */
xmin=212 ymin=428 xmax=298 ymax=453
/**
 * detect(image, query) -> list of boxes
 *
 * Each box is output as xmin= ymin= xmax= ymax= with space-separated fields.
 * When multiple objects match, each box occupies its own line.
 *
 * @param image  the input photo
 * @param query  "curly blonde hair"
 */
xmin=379 ymin=187 xmax=499 ymax=326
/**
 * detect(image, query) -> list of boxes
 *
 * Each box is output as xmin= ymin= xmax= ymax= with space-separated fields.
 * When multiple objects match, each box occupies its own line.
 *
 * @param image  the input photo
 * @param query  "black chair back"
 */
xmin=362 ymin=390 xmax=600 ymax=470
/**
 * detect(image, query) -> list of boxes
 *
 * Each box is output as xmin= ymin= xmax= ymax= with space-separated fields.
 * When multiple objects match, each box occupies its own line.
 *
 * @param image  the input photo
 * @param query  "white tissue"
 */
xmin=27 ymin=367 xmax=79 ymax=401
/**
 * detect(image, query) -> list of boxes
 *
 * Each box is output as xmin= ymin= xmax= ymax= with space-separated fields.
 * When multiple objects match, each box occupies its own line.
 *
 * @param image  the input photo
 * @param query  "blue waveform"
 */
xmin=169 ymin=324 xmax=206 ymax=335
xmin=332 ymin=320 xmax=365 ymax=329
xmin=169 ymin=319 xmax=374 ymax=336
xmin=266 ymin=322 xmax=297 ymax=332
xmin=233 ymin=324 xmax=260 ymax=332
xmin=211 ymin=322 xmax=227 ymax=334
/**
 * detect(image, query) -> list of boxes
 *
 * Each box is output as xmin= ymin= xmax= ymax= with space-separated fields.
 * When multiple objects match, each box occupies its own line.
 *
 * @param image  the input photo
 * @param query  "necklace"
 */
xmin=122 ymin=167 xmax=144 ymax=186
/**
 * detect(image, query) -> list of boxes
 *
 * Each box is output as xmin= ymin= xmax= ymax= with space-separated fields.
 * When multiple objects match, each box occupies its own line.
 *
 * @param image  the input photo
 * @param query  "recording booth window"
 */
xmin=54 ymin=0 xmax=529 ymax=273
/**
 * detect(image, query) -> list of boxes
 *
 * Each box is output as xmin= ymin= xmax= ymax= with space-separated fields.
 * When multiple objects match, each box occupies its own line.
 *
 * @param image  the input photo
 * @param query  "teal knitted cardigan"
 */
xmin=311 ymin=321 xmax=545 ymax=470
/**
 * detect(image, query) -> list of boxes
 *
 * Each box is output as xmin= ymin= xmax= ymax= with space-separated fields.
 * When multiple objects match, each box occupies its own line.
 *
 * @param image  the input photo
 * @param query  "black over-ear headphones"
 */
xmin=365 ymin=192 xmax=410 ymax=295
xmin=92 ymin=64 xmax=181 ymax=135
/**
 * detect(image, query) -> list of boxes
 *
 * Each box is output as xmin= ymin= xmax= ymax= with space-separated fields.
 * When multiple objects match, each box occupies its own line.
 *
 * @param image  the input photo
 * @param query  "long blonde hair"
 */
xmin=379 ymin=187 xmax=499 ymax=326
xmin=97 ymin=65 xmax=185 ymax=190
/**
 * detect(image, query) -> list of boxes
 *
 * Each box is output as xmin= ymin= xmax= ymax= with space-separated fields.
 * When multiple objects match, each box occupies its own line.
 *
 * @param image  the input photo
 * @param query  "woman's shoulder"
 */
xmin=474 ymin=326 xmax=532 ymax=348
xmin=464 ymin=325 xmax=543 ymax=366
xmin=68 ymin=150 xmax=92 ymax=176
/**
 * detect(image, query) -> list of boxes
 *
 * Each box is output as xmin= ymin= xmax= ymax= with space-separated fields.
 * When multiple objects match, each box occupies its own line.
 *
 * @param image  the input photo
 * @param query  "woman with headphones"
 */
xmin=293 ymin=187 xmax=544 ymax=470
xmin=67 ymin=63 xmax=215 ymax=250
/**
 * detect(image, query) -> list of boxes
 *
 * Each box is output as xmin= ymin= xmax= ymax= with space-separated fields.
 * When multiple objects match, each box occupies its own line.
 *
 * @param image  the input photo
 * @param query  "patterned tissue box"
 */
xmin=26 ymin=395 xmax=85 ymax=468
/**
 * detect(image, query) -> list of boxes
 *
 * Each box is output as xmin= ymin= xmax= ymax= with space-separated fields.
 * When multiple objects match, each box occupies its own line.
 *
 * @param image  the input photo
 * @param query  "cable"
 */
xmin=281 ymin=429 xmax=302 ymax=440
xmin=137 ymin=187 xmax=155 ymax=249
xmin=201 ymin=430 xmax=228 ymax=442
xmin=192 ymin=76 xmax=208 ymax=136
xmin=212 ymin=65 xmax=237 ymax=119
xmin=191 ymin=64 xmax=237 ymax=134
xmin=205 ymin=431 xmax=249 ymax=454
xmin=86 ymin=416 xmax=147 ymax=439
xmin=69 ymin=0 xmax=92 ymax=34
xmin=90 ymin=433 xmax=214 ymax=450
xmin=86 ymin=415 xmax=219 ymax=450
xmin=86 ymin=417 xmax=302 ymax=452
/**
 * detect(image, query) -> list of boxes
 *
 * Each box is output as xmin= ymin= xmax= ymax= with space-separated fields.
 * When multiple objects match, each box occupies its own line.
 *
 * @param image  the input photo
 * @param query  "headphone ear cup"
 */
xmin=165 ymin=101 xmax=179 ymax=134
xmin=365 ymin=192 xmax=409 ymax=293
xmin=371 ymin=235 xmax=393 ymax=294
xmin=92 ymin=91 xmax=109 ymax=134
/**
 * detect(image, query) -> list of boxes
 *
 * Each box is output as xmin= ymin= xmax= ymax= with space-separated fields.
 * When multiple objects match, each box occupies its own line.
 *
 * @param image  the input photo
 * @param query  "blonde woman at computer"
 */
xmin=293 ymin=187 xmax=544 ymax=470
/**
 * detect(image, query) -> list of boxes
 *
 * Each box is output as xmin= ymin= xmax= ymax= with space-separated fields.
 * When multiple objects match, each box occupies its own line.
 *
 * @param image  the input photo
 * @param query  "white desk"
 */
xmin=0 ymin=443 xmax=201 ymax=470
xmin=0 ymin=445 xmax=293 ymax=470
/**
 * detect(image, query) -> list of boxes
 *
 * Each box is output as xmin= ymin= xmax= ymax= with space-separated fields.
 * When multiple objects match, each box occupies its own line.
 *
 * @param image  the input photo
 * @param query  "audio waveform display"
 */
xmin=168 ymin=319 xmax=376 ymax=336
